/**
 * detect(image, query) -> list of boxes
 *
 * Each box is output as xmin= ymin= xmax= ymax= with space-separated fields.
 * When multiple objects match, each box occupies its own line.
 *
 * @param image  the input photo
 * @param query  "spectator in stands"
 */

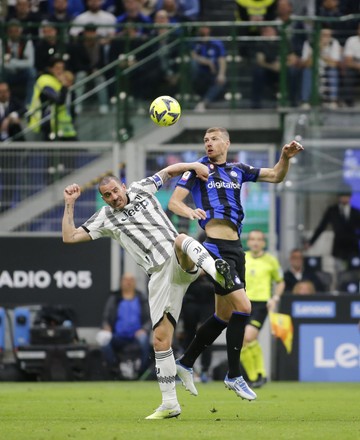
xmin=45 ymin=0 xmax=78 ymax=42
xmin=342 ymin=22 xmax=360 ymax=107
xmin=22 ymin=0 xmax=48 ymax=16
xmin=289 ymin=0 xmax=315 ymax=16
xmin=305 ymin=188 xmax=360 ymax=273
xmin=276 ymin=0 xmax=306 ymax=107
xmin=342 ymin=0 xmax=360 ymax=14
xmin=97 ymin=272 xmax=151 ymax=378
xmin=46 ymin=0 xmax=85 ymax=19
xmin=102 ymin=0 xmax=128 ymax=16
xmin=292 ymin=280 xmax=316 ymax=295
xmin=69 ymin=0 xmax=116 ymax=39
xmin=34 ymin=20 xmax=67 ymax=75
xmin=277 ymin=0 xmax=305 ymax=57
xmin=108 ymin=22 xmax=149 ymax=99
xmin=317 ymin=0 xmax=347 ymax=45
xmin=6 ymin=0 xmax=42 ymax=38
xmin=143 ymin=9 xmax=179 ymax=98
xmin=0 ymin=82 xmax=26 ymax=213
xmin=300 ymin=27 xmax=341 ymax=109
xmin=153 ymin=0 xmax=183 ymax=23
xmin=0 ymin=19 xmax=36 ymax=106
xmin=0 ymin=81 xmax=26 ymax=141
xmin=177 ymin=0 xmax=200 ymax=21
xmin=284 ymin=248 xmax=327 ymax=293
xmin=116 ymin=0 xmax=152 ymax=37
xmin=68 ymin=23 xmax=110 ymax=114
xmin=250 ymin=26 xmax=280 ymax=109
xmin=191 ymin=25 xmax=227 ymax=112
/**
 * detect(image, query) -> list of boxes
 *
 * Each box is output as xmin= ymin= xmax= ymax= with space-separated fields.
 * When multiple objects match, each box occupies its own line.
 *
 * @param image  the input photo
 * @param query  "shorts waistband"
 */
xmin=205 ymin=236 xmax=242 ymax=247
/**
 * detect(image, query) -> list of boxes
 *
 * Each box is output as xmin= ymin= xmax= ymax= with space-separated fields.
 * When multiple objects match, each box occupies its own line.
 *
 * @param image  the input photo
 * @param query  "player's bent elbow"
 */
xmin=62 ymin=234 xmax=78 ymax=244
xmin=274 ymin=176 xmax=284 ymax=183
xmin=167 ymin=198 xmax=178 ymax=214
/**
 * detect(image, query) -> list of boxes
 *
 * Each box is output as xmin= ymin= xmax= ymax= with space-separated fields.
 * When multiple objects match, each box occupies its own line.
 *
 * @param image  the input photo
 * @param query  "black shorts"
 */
xmin=203 ymin=237 xmax=245 ymax=296
xmin=248 ymin=301 xmax=268 ymax=330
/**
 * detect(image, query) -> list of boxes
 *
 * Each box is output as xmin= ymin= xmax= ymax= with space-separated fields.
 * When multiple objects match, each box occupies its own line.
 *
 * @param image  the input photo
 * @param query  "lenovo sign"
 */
xmin=299 ymin=324 xmax=360 ymax=382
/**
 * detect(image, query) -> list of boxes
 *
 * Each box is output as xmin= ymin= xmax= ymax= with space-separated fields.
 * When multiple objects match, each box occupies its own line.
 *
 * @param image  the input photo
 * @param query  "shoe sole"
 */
xmin=215 ymin=259 xmax=235 ymax=289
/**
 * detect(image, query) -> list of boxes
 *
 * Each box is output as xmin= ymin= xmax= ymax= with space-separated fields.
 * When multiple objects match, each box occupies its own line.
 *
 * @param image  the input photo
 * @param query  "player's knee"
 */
xmin=243 ymin=297 xmax=252 ymax=315
xmin=174 ymin=233 xmax=188 ymax=249
xmin=233 ymin=301 xmax=251 ymax=315
xmin=152 ymin=327 xmax=172 ymax=352
xmin=153 ymin=334 xmax=171 ymax=352
xmin=244 ymin=334 xmax=255 ymax=345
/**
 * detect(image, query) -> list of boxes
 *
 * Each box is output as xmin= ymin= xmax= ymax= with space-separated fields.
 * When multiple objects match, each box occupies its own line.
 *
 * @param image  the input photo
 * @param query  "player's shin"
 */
xmin=154 ymin=349 xmax=178 ymax=407
xmin=226 ymin=312 xmax=249 ymax=378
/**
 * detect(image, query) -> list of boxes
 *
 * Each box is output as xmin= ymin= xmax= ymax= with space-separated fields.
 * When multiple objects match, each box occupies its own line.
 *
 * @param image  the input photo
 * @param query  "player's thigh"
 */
xmin=215 ymin=288 xmax=251 ymax=317
xmin=149 ymin=253 xmax=200 ymax=327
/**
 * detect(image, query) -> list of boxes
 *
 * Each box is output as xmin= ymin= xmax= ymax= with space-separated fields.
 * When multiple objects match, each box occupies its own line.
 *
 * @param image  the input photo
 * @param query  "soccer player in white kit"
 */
xmin=62 ymin=161 xmax=233 ymax=420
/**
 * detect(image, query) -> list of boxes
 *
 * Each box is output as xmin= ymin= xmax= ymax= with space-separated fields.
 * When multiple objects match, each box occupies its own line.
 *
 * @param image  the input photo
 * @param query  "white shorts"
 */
xmin=148 ymin=250 xmax=200 ymax=328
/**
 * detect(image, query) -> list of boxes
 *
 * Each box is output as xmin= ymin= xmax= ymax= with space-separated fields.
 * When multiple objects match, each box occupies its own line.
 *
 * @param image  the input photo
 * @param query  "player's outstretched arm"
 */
xmin=158 ymin=162 xmax=209 ymax=183
xmin=62 ymin=183 xmax=91 ymax=244
xmin=258 ymin=140 xmax=304 ymax=183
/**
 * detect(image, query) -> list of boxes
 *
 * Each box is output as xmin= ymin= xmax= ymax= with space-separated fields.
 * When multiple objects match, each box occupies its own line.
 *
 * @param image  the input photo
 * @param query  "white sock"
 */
xmin=155 ymin=349 xmax=178 ymax=407
xmin=181 ymin=237 xmax=218 ymax=280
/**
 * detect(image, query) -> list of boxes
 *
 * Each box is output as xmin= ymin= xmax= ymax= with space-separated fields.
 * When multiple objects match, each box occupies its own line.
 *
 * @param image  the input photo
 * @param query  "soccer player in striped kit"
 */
xmin=169 ymin=127 xmax=303 ymax=401
xmin=62 ymin=160 xmax=233 ymax=420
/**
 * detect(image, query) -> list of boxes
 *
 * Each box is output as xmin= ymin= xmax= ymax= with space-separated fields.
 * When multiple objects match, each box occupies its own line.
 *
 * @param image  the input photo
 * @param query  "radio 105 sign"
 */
xmin=0 ymin=270 xmax=92 ymax=289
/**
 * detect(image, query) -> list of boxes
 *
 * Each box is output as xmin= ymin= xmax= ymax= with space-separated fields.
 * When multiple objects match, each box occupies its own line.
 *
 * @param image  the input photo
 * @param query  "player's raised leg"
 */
xmin=175 ymin=234 xmax=234 ymax=289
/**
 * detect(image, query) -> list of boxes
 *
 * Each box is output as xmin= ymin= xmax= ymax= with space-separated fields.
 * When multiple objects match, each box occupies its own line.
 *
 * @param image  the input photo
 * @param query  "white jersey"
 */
xmin=344 ymin=35 xmax=360 ymax=63
xmin=82 ymin=174 xmax=178 ymax=275
xmin=70 ymin=10 xmax=117 ymax=37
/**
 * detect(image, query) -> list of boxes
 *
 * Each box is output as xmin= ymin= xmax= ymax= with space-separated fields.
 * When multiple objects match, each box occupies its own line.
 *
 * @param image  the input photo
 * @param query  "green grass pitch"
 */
xmin=1 ymin=381 xmax=359 ymax=440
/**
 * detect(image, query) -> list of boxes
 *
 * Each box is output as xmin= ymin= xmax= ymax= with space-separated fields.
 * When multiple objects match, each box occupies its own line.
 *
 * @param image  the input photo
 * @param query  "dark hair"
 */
xmin=84 ymin=23 xmax=97 ymax=32
xmin=338 ymin=183 xmax=352 ymax=197
xmin=98 ymin=175 xmax=121 ymax=194
xmin=47 ymin=55 xmax=64 ymax=68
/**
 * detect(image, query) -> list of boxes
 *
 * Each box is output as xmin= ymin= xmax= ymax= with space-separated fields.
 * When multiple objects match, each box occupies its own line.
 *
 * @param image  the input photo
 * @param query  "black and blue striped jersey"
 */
xmin=176 ymin=156 xmax=260 ymax=235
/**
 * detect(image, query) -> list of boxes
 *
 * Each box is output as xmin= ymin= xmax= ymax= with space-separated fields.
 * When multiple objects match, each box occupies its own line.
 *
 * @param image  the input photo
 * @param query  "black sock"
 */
xmin=226 ymin=312 xmax=249 ymax=378
xmin=180 ymin=314 xmax=227 ymax=368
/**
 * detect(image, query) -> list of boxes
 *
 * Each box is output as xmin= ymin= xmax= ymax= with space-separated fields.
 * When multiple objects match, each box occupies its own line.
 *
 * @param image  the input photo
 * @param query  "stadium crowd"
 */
xmin=1 ymin=0 xmax=360 ymax=130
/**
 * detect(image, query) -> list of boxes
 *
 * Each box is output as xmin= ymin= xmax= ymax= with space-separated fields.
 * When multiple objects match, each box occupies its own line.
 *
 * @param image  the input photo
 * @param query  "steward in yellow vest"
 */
xmin=28 ymin=56 xmax=77 ymax=141
xmin=235 ymin=0 xmax=277 ymax=38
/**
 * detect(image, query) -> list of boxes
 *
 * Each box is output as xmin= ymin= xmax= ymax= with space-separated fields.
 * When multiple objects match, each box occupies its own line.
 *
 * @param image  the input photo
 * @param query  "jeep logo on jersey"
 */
xmin=120 ymin=199 xmax=149 ymax=221
xmin=208 ymin=181 xmax=241 ymax=189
